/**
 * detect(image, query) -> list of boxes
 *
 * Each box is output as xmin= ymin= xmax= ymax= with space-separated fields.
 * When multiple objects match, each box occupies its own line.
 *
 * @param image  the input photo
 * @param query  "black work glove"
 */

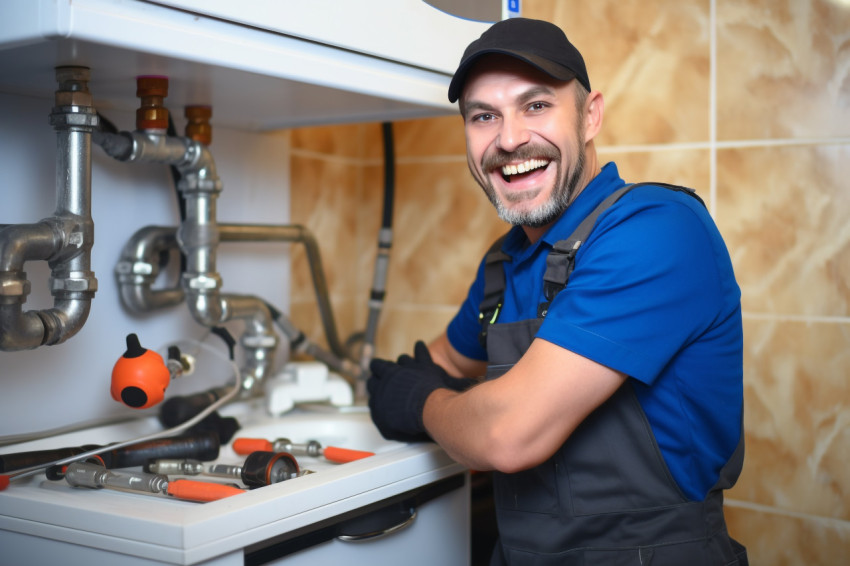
xmin=398 ymin=341 xmax=478 ymax=393
xmin=368 ymin=341 xmax=479 ymax=443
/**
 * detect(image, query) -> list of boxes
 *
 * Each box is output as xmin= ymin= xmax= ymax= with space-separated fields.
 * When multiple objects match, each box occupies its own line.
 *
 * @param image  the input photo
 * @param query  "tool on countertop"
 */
xmin=157 ymin=387 xmax=241 ymax=444
xmin=146 ymin=451 xmax=301 ymax=488
xmin=231 ymin=437 xmax=374 ymax=464
xmin=0 ymin=431 xmax=221 ymax=474
xmin=0 ymin=332 xmax=243 ymax=491
xmin=61 ymin=460 xmax=244 ymax=502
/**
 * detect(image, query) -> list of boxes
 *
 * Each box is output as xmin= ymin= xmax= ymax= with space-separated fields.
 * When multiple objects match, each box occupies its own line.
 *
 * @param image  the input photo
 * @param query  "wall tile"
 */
xmin=598 ymin=148 xmax=712 ymax=201
xmin=715 ymin=144 xmax=850 ymax=316
xmin=716 ymin=0 xmax=850 ymax=140
xmin=724 ymin=502 xmax=850 ymax=566
xmin=384 ymin=159 xmax=507 ymax=307
xmin=289 ymin=155 xmax=368 ymax=304
xmin=524 ymin=0 xmax=712 ymax=146
xmin=374 ymin=305 xmax=461 ymax=360
xmin=291 ymin=122 xmax=379 ymax=159
xmin=731 ymin=319 xmax=850 ymax=519
xmin=393 ymin=115 xmax=467 ymax=158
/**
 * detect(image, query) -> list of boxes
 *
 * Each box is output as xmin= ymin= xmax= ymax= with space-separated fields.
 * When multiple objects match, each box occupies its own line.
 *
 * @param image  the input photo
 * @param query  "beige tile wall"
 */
xmin=288 ymin=0 xmax=850 ymax=563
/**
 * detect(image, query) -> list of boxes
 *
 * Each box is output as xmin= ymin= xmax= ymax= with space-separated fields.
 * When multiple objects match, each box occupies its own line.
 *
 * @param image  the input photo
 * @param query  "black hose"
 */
xmin=359 ymin=122 xmax=396 ymax=368
xmin=380 ymin=122 xmax=395 ymax=230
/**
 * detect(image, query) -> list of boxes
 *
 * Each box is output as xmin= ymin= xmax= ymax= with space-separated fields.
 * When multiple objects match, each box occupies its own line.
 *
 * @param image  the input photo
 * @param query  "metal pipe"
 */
xmin=114 ymin=225 xmax=184 ymax=312
xmin=218 ymin=223 xmax=346 ymax=360
xmin=114 ymin=222 xmax=349 ymax=365
xmin=96 ymin=123 xmax=280 ymax=395
xmin=0 ymin=67 xmax=98 ymax=351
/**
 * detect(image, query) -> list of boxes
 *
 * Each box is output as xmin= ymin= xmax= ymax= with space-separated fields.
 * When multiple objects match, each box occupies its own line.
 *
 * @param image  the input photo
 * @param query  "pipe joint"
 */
xmin=49 ymin=269 xmax=98 ymax=296
xmin=45 ymin=216 xmax=94 ymax=266
xmin=185 ymin=291 xmax=225 ymax=327
xmin=0 ymin=271 xmax=31 ymax=301
xmin=49 ymin=107 xmax=98 ymax=130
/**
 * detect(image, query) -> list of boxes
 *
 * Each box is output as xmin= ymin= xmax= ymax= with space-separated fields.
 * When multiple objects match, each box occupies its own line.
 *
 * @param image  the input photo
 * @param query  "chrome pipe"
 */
xmin=98 ymin=127 xmax=280 ymax=395
xmin=0 ymin=67 xmax=98 ymax=351
xmin=115 ymin=221 xmax=350 ymax=370
xmin=114 ymin=225 xmax=184 ymax=312
xmin=218 ymin=223 xmax=346 ymax=360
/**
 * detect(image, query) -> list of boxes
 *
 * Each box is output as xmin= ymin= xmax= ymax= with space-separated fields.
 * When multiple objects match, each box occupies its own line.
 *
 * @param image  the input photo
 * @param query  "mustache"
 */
xmin=481 ymin=145 xmax=560 ymax=171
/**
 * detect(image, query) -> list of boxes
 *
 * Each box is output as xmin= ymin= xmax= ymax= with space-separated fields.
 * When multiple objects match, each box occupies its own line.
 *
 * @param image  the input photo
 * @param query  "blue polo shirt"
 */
xmin=447 ymin=162 xmax=743 ymax=501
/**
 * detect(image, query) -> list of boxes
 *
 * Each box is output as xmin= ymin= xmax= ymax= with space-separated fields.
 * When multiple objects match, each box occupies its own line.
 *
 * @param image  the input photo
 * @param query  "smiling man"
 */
xmin=367 ymin=18 xmax=748 ymax=566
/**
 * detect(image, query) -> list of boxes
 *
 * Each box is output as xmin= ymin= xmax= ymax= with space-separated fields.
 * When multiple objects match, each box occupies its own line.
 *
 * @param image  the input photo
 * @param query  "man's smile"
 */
xmin=499 ymin=158 xmax=550 ymax=182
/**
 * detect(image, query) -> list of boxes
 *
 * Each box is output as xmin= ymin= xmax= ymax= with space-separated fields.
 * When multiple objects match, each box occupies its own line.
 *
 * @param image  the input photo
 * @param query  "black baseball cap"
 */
xmin=448 ymin=18 xmax=590 ymax=103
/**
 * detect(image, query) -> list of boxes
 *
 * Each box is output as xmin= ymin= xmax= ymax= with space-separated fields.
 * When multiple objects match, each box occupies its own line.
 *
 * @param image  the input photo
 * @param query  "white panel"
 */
xmin=0 ymin=0 xmax=501 ymax=129
xmin=146 ymin=0 xmax=496 ymax=74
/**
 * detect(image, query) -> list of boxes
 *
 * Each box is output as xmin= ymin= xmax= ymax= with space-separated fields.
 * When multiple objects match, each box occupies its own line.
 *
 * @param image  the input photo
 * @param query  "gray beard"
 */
xmin=479 ymin=144 xmax=586 ymax=229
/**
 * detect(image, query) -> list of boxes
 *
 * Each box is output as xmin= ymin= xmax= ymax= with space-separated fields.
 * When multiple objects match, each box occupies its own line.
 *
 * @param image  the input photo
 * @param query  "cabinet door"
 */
xmin=247 ymin=474 xmax=471 ymax=566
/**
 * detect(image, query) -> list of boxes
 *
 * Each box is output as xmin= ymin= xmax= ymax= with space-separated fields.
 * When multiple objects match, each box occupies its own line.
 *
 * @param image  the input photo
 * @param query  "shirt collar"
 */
xmin=500 ymin=162 xmax=626 ymax=262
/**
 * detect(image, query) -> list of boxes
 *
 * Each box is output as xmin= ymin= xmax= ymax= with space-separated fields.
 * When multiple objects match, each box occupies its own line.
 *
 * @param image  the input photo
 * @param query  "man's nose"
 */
xmin=496 ymin=116 xmax=531 ymax=152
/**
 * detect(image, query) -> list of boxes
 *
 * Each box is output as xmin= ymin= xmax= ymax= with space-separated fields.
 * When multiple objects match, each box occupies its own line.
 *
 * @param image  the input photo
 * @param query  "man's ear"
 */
xmin=583 ymin=90 xmax=604 ymax=143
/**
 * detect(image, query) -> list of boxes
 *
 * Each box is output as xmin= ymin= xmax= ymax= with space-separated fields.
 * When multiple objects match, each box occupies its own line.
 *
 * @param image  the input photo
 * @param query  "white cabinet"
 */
xmin=0 ymin=0 xmax=505 ymax=130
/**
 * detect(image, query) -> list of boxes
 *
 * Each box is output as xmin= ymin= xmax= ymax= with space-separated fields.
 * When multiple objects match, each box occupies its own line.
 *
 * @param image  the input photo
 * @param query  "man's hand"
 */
xmin=400 ymin=341 xmax=479 ymax=392
xmin=368 ymin=341 xmax=475 ymax=442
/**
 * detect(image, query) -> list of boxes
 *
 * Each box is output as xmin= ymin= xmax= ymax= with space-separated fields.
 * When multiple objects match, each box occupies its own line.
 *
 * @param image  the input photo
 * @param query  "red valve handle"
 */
xmin=111 ymin=333 xmax=171 ymax=410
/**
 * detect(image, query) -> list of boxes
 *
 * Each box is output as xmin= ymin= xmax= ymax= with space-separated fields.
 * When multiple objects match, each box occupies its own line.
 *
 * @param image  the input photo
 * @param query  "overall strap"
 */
xmin=478 ymin=183 xmax=704 ymax=338
xmin=478 ymin=233 xmax=511 ymax=348
xmin=540 ymin=182 xmax=703 ymax=315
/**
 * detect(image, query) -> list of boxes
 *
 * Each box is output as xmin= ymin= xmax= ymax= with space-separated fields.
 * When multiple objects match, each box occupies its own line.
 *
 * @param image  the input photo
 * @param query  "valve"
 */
xmin=111 ymin=333 xmax=192 ymax=409
xmin=185 ymin=105 xmax=212 ymax=145
xmin=136 ymin=75 xmax=169 ymax=130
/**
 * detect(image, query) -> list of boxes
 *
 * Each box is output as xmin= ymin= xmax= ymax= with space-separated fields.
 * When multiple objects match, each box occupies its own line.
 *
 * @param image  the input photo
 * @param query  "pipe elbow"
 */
xmin=115 ymin=226 xmax=184 ymax=312
xmin=41 ymin=299 xmax=93 ymax=345
xmin=186 ymin=291 xmax=225 ymax=327
xmin=0 ymin=222 xmax=61 ymax=271
xmin=0 ymin=307 xmax=46 ymax=350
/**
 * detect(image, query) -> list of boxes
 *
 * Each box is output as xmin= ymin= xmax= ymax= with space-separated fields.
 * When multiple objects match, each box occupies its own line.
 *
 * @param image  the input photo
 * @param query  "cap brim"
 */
xmin=448 ymin=49 xmax=578 ymax=103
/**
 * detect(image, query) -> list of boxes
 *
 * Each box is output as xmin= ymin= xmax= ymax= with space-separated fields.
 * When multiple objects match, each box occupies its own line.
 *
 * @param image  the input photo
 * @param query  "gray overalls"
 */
xmin=478 ymin=185 xmax=749 ymax=566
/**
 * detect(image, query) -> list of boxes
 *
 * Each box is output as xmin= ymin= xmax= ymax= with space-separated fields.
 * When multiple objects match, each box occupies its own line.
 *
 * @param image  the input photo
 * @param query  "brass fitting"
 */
xmin=185 ymin=105 xmax=212 ymax=145
xmin=136 ymin=75 xmax=169 ymax=130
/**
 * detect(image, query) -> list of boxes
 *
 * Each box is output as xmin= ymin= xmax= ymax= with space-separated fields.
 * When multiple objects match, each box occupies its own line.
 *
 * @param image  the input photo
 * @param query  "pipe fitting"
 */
xmin=114 ymin=226 xmax=184 ymax=312
xmin=0 ymin=272 xmax=31 ymax=301
xmin=0 ymin=66 xmax=98 ymax=350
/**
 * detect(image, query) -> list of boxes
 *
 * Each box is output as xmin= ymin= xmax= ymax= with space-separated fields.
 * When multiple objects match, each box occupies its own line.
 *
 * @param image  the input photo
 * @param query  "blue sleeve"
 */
xmin=536 ymin=189 xmax=735 ymax=384
xmin=446 ymin=257 xmax=490 ymax=361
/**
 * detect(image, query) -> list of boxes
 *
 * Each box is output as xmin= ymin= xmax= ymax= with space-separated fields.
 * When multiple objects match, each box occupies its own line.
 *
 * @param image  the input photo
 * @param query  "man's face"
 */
xmin=461 ymin=56 xmax=588 ymax=229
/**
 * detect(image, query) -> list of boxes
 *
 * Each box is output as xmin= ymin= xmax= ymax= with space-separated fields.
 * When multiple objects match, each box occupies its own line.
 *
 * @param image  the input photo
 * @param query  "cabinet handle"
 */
xmin=336 ymin=507 xmax=417 ymax=542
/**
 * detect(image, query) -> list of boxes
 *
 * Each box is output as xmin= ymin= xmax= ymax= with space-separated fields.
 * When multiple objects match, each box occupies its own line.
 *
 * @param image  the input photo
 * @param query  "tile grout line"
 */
xmin=741 ymin=312 xmax=850 ymax=323
xmin=725 ymin=498 xmax=850 ymax=529
xmin=710 ymin=0 xmax=718 ymax=217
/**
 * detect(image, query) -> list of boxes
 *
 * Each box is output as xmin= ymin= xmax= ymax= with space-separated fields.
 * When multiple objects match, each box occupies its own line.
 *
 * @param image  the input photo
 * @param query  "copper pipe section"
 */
xmin=185 ymin=106 xmax=212 ymax=146
xmin=136 ymin=76 xmax=169 ymax=131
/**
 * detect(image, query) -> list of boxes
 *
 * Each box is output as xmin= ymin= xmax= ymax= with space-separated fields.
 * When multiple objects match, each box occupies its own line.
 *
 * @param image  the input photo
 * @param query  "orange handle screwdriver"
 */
xmin=166 ymin=479 xmax=244 ymax=502
xmin=232 ymin=437 xmax=374 ymax=464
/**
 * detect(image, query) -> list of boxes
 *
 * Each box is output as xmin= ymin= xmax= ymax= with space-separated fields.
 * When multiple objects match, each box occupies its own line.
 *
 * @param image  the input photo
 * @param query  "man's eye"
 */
xmin=472 ymin=113 xmax=496 ymax=123
xmin=528 ymin=102 xmax=548 ymax=112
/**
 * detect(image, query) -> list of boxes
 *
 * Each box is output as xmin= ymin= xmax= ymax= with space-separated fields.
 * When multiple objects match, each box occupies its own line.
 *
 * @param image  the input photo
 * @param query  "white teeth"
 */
xmin=501 ymin=159 xmax=547 ymax=177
